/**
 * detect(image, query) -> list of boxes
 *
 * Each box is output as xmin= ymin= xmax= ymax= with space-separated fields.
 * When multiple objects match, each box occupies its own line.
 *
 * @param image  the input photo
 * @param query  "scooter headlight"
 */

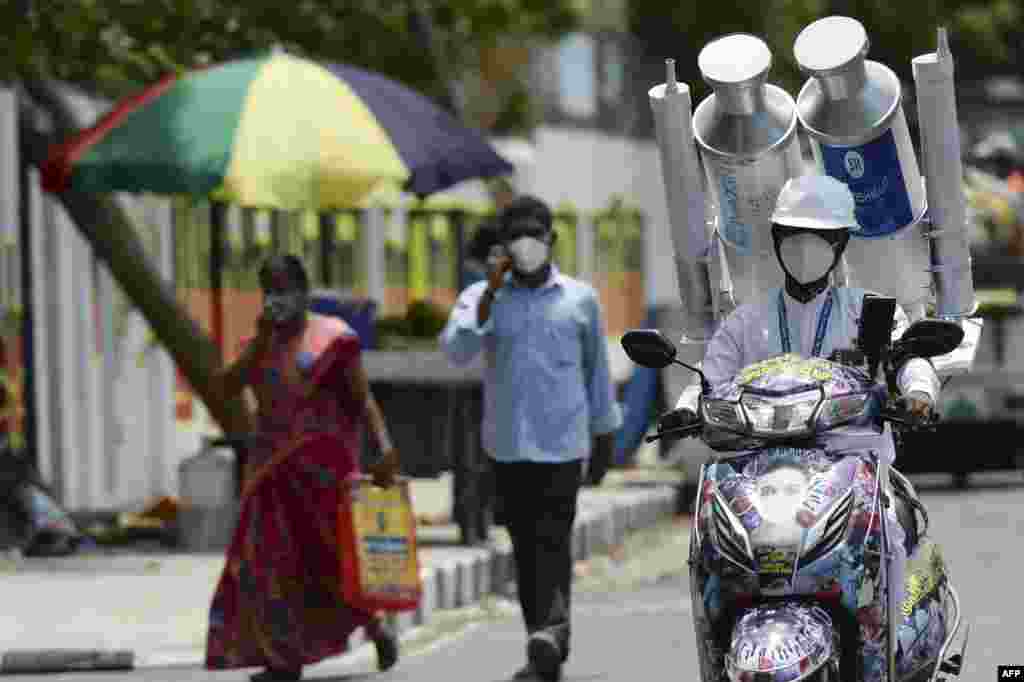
xmin=740 ymin=389 xmax=821 ymax=436
xmin=703 ymin=399 xmax=745 ymax=431
xmin=817 ymin=392 xmax=871 ymax=430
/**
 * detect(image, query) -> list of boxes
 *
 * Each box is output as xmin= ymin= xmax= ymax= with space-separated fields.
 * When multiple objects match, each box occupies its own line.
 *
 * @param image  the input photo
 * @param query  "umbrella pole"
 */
xmin=209 ymin=203 xmax=226 ymax=360
xmin=18 ymin=150 xmax=39 ymax=474
xmin=452 ymin=210 xmax=466 ymax=294
xmin=319 ymin=213 xmax=335 ymax=287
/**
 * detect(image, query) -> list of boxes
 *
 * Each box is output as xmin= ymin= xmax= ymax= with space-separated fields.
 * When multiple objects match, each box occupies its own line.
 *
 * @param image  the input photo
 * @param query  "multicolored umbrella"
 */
xmin=42 ymin=51 xmax=514 ymax=208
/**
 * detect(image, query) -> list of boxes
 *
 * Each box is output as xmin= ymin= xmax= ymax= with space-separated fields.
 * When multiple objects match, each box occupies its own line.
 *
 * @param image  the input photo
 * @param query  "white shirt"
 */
xmin=677 ymin=287 xmax=941 ymax=415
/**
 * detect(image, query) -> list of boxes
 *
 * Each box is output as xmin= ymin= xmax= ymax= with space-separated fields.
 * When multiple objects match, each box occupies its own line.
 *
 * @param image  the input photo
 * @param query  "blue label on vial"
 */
xmin=718 ymin=173 xmax=751 ymax=254
xmin=819 ymin=127 xmax=913 ymax=238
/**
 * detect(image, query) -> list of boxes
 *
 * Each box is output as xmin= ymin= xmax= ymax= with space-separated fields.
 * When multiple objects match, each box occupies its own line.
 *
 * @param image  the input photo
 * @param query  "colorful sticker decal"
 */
xmin=736 ymin=353 xmax=837 ymax=387
xmin=726 ymin=604 xmax=833 ymax=681
xmin=725 ymin=354 xmax=872 ymax=403
xmin=897 ymin=597 xmax=947 ymax=678
xmin=693 ymin=425 xmax=935 ymax=682
xmin=797 ymin=456 xmax=857 ymax=529
xmin=717 ymin=473 xmax=762 ymax=532
xmin=901 ymin=541 xmax=945 ymax=617
xmin=757 ymin=548 xmax=796 ymax=576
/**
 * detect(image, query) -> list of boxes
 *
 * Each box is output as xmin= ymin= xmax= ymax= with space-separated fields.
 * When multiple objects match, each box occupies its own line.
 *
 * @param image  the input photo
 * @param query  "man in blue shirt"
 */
xmin=439 ymin=196 xmax=622 ymax=682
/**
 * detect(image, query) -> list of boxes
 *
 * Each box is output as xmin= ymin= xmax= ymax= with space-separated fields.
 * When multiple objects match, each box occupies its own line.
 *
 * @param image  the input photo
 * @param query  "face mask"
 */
xmin=506 ymin=236 xmax=549 ymax=274
xmin=778 ymin=233 xmax=836 ymax=284
xmin=264 ymin=292 xmax=307 ymax=324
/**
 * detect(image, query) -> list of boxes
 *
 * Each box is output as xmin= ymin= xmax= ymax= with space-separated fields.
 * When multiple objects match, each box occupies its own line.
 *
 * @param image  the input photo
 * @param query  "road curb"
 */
xmin=396 ymin=485 xmax=677 ymax=643
xmin=0 ymin=650 xmax=134 ymax=675
xmin=73 ymin=484 xmax=679 ymax=672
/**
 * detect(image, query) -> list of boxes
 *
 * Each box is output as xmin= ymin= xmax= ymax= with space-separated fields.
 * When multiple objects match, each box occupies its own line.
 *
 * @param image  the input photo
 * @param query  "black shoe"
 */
xmin=371 ymin=621 xmax=400 ymax=672
xmin=513 ymin=663 xmax=538 ymax=679
xmin=526 ymin=632 xmax=563 ymax=681
xmin=250 ymin=668 xmax=302 ymax=682
xmin=513 ymin=663 xmax=561 ymax=682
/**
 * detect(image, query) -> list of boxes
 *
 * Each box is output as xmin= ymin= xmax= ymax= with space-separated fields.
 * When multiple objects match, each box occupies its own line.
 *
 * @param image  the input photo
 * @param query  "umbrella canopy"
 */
xmin=42 ymin=51 xmax=514 ymax=209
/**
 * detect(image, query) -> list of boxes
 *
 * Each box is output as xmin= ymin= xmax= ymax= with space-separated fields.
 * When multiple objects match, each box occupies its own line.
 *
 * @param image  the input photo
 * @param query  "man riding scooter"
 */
xmin=664 ymin=173 xmax=940 ymax=635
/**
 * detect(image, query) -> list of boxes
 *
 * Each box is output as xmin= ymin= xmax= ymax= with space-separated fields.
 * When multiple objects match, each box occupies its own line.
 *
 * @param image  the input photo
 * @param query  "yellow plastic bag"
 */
xmin=338 ymin=477 xmax=422 ymax=612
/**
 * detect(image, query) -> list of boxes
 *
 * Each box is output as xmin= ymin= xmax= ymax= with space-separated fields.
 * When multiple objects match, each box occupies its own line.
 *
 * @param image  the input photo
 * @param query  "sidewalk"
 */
xmin=0 ymin=466 xmax=681 ymax=671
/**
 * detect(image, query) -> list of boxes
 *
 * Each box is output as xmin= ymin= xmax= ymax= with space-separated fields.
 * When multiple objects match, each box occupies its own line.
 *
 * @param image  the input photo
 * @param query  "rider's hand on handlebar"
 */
xmin=658 ymin=408 xmax=700 ymax=436
xmin=900 ymin=391 xmax=935 ymax=425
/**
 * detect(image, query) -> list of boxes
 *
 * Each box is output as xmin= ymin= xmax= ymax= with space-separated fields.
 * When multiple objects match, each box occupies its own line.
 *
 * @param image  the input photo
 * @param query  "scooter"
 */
xmin=620 ymin=315 xmax=970 ymax=682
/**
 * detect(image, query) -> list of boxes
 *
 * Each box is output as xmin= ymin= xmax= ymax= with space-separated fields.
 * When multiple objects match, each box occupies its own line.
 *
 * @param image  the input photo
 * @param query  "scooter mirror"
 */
xmin=621 ymin=329 xmax=678 ymax=369
xmin=897 ymin=319 xmax=965 ymax=359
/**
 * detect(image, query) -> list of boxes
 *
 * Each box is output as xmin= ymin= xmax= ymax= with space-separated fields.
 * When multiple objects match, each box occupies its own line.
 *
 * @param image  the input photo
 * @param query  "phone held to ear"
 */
xmin=487 ymin=244 xmax=508 ymax=267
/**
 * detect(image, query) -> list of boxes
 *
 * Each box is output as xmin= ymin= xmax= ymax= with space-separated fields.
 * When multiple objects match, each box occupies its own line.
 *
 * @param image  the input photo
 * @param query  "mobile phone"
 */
xmin=487 ymin=244 xmax=508 ymax=267
xmin=857 ymin=294 xmax=897 ymax=378
xmin=263 ymin=294 xmax=293 ymax=324
xmin=857 ymin=294 xmax=897 ymax=356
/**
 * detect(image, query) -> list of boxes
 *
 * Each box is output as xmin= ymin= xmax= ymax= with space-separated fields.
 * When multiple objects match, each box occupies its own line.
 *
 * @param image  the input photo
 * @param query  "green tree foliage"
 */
xmin=2 ymin=1 xmax=579 ymax=113
xmin=627 ymin=0 xmax=1022 ymax=103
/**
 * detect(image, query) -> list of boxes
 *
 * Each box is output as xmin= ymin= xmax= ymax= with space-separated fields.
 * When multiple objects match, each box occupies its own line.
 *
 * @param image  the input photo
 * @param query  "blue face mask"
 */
xmin=296 ymin=350 xmax=315 ymax=377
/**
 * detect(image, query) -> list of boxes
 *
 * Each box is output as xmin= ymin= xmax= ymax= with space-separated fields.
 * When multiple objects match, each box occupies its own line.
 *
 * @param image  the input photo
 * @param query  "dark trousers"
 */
xmin=492 ymin=459 xmax=582 ymax=660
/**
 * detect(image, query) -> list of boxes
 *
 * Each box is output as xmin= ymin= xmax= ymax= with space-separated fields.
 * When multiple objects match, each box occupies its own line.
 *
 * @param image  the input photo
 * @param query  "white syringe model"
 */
xmin=648 ymin=59 xmax=716 ymax=372
xmin=912 ymin=27 xmax=983 ymax=374
xmin=648 ymin=21 xmax=981 ymax=392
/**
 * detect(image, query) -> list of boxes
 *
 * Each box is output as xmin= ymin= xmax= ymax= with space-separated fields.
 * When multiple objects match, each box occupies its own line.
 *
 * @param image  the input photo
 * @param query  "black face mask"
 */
xmin=771 ymin=224 xmax=850 ymax=304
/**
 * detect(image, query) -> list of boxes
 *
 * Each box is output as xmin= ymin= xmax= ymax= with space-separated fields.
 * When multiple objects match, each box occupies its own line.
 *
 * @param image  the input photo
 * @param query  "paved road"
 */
xmin=4 ymin=479 xmax=1019 ymax=681
xmin=911 ymin=478 xmax=1023 ymax=680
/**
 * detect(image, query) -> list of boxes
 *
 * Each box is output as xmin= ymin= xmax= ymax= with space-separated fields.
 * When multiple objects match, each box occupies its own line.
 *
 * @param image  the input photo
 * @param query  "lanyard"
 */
xmin=778 ymin=288 xmax=834 ymax=357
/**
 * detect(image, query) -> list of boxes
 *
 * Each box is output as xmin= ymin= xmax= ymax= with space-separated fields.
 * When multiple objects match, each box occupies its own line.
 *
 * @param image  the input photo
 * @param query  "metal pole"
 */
xmin=319 ymin=213 xmax=335 ymax=288
xmin=452 ymin=209 xmax=466 ymax=293
xmin=209 ymin=202 xmax=226 ymax=359
xmin=18 ymin=152 xmax=37 ymax=469
xmin=876 ymin=453 xmax=898 ymax=682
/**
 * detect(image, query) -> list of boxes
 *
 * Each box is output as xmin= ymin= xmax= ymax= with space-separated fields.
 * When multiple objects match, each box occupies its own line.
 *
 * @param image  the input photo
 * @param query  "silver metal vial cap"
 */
xmin=794 ymin=16 xmax=870 ymax=75
xmin=698 ymin=34 xmax=772 ymax=114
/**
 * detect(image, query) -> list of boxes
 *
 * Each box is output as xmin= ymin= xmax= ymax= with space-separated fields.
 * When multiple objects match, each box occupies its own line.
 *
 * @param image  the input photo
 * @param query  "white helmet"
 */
xmin=771 ymin=173 xmax=859 ymax=231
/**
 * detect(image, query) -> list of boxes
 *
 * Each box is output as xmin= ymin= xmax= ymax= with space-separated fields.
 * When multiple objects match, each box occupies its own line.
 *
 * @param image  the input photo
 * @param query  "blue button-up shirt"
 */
xmin=439 ymin=266 xmax=623 ymax=464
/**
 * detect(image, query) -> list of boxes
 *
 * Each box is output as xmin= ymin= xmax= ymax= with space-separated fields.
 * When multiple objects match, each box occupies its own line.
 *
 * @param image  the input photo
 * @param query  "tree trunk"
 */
xmin=17 ymin=78 xmax=252 ymax=441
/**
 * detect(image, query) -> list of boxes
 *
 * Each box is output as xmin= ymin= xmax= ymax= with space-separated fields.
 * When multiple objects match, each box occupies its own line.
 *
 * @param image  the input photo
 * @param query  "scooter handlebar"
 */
xmin=645 ymin=422 xmax=703 ymax=443
xmin=879 ymin=407 xmax=940 ymax=431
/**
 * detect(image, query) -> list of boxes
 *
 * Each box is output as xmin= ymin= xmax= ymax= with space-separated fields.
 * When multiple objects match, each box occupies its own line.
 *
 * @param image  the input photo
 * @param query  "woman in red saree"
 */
xmin=206 ymin=255 xmax=402 ymax=682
